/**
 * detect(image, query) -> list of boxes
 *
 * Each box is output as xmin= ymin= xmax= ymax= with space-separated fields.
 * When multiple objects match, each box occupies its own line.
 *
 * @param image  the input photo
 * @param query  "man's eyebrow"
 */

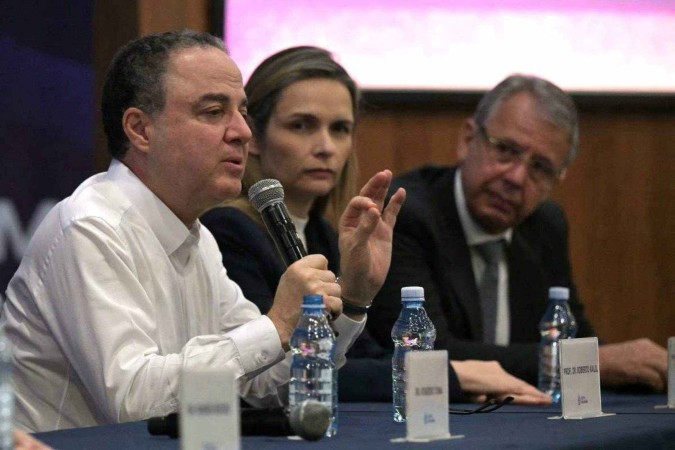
xmin=196 ymin=94 xmax=230 ymax=105
xmin=196 ymin=94 xmax=248 ymax=108
xmin=499 ymin=136 xmax=557 ymax=166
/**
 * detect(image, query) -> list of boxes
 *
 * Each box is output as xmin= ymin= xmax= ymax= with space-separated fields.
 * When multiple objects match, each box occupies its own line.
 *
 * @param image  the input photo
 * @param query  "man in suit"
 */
xmin=368 ymin=75 xmax=667 ymax=391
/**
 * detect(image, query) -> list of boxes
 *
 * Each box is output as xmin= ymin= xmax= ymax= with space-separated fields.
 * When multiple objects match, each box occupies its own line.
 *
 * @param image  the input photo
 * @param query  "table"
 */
xmin=35 ymin=393 xmax=675 ymax=449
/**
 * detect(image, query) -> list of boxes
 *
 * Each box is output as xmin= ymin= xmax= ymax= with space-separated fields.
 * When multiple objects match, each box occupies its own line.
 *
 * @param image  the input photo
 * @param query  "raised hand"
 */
xmin=337 ymin=170 xmax=406 ymax=309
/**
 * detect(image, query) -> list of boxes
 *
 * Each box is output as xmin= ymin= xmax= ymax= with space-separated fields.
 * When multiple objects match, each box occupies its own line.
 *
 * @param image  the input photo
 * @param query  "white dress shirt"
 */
xmin=454 ymin=170 xmax=512 ymax=346
xmin=3 ymin=159 xmax=363 ymax=432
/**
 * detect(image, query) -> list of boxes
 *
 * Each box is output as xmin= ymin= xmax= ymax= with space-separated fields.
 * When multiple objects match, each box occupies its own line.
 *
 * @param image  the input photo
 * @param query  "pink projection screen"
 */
xmin=224 ymin=0 xmax=675 ymax=94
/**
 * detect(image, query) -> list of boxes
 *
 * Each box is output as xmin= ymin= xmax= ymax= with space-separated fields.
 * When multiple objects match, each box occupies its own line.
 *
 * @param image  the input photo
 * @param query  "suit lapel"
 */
xmin=429 ymin=167 xmax=549 ymax=343
xmin=508 ymin=228 xmax=547 ymax=342
xmin=434 ymin=169 xmax=484 ymax=340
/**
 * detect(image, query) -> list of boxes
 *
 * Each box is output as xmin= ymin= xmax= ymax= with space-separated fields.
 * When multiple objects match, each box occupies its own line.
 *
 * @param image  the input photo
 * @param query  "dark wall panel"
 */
xmin=0 ymin=1 xmax=95 ymax=300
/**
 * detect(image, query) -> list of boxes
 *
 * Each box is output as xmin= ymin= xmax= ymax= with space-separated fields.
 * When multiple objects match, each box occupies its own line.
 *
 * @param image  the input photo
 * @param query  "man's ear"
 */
xmin=456 ymin=118 xmax=477 ymax=162
xmin=122 ymin=107 xmax=152 ymax=154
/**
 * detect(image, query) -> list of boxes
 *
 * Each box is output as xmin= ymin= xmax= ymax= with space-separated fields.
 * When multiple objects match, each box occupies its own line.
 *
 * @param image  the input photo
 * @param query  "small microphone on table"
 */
xmin=247 ymin=179 xmax=307 ymax=267
xmin=147 ymin=400 xmax=330 ymax=441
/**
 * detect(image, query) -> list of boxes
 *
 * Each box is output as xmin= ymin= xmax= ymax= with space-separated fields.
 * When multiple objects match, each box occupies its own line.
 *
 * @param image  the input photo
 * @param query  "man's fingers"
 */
xmin=343 ymin=196 xmax=381 ymax=238
xmin=513 ymin=385 xmax=552 ymax=404
xmin=342 ymin=196 xmax=377 ymax=222
xmin=599 ymin=339 xmax=668 ymax=391
xmin=358 ymin=170 xmax=392 ymax=204
xmin=633 ymin=366 xmax=666 ymax=391
xmin=323 ymin=295 xmax=343 ymax=318
xmin=510 ymin=380 xmax=550 ymax=399
xmin=466 ymin=394 xmax=487 ymax=404
xmin=508 ymin=392 xmax=552 ymax=405
xmin=382 ymin=187 xmax=406 ymax=226
xmin=297 ymin=253 xmax=329 ymax=270
xmin=297 ymin=271 xmax=341 ymax=300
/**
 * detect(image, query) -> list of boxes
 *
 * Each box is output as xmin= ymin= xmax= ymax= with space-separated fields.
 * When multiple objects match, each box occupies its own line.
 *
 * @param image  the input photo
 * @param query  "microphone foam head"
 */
xmin=289 ymin=400 xmax=330 ymax=441
xmin=248 ymin=179 xmax=284 ymax=212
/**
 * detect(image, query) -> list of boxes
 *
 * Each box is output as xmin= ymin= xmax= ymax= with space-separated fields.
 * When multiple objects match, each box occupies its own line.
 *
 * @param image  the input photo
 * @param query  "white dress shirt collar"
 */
xmin=107 ymin=158 xmax=199 ymax=257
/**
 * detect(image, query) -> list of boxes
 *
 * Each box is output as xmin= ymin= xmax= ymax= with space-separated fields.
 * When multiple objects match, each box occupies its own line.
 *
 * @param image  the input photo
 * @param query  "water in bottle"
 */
xmin=0 ymin=324 xmax=13 ymax=450
xmin=537 ymin=286 xmax=578 ymax=403
xmin=391 ymin=286 xmax=436 ymax=423
xmin=289 ymin=294 xmax=338 ymax=437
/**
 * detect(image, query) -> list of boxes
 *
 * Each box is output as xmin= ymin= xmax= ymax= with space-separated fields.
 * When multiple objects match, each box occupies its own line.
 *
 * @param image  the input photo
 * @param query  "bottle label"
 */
xmin=402 ymin=335 xmax=420 ymax=346
xmin=319 ymin=369 xmax=333 ymax=406
xmin=289 ymin=366 xmax=333 ymax=409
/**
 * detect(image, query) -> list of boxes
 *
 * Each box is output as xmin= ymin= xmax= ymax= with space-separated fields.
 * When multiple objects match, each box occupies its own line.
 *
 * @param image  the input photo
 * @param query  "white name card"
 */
xmin=180 ymin=367 xmax=239 ymax=450
xmin=403 ymin=350 xmax=455 ymax=442
xmin=558 ymin=337 xmax=613 ymax=419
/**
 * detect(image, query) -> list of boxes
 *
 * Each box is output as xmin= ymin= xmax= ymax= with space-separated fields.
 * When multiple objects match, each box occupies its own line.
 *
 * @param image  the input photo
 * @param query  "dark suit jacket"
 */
xmin=368 ymin=165 xmax=596 ymax=383
xmin=201 ymin=206 xmax=463 ymax=402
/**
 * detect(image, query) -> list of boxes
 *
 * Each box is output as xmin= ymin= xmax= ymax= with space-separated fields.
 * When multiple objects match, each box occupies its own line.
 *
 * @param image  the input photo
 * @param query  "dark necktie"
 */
xmin=475 ymin=240 xmax=505 ymax=344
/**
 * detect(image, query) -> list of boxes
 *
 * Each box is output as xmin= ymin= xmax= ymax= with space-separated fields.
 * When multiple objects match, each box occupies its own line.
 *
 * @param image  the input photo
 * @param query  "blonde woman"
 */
xmin=201 ymin=47 xmax=550 ymax=405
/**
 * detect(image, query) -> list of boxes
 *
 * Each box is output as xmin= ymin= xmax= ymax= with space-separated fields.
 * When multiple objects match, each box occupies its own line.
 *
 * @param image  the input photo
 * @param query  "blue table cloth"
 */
xmin=35 ymin=393 xmax=675 ymax=449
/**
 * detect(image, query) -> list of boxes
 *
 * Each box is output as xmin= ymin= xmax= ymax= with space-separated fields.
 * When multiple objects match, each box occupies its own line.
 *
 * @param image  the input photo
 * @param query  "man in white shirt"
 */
xmin=3 ymin=30 xmax=406 ymax=432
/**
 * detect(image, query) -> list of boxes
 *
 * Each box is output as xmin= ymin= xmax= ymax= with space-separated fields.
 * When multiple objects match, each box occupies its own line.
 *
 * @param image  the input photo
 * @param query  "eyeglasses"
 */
xmin=448 ymin=396 xmax=514 ymax=415
xmin=477 ymin=124 xmax=565 ymax=190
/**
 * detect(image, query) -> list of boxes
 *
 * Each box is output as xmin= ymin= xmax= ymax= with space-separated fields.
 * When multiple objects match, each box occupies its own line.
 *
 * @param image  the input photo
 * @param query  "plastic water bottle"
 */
xmin=391 ymin=286 xmax=436 ymax=423
xmin=0 ymin=323 xmax=14 ymax=450
xmin=537 ymin=287 xmax=578 ymax=403
xmin=289 ymin=294 xmax=337 ymax=437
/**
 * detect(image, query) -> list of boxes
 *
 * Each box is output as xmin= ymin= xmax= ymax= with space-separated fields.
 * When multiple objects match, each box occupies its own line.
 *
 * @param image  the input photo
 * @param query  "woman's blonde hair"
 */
xmin=230 ymin=46 xmax=360 ymax=228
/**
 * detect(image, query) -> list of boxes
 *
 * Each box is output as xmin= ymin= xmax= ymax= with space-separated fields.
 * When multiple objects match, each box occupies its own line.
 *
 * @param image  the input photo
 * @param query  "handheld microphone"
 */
xmin=147 ymin=400 xmax=330 ymax=441
xmin=248 ymin=178 xmax=338 ymax=325
xmin=248 ymin=179 xmax=307 ymax=267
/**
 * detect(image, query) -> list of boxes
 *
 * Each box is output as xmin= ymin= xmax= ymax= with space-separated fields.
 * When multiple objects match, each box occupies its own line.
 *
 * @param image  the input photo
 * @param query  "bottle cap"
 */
xmin=302 ymin=294 xmax=325 ymax=308
xmin=401 ymin=286 xmax=425 ymax=301
xmin=549 ymin=287 xmax=570 ymax=300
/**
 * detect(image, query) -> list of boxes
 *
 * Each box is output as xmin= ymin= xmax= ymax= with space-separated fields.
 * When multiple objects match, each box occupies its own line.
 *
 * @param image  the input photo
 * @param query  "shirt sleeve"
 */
xmin=240 ymin=312 xmax=366 ymax=409
xmin=201 ymin=208 xmax=366 ymax=407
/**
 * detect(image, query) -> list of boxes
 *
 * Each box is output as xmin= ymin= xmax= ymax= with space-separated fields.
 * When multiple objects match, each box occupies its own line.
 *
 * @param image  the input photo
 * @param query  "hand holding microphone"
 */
xmin=248 ymin=180 xmax=342 ymax=345
xmin=247 ymin=174 xmax=406 ymax=323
